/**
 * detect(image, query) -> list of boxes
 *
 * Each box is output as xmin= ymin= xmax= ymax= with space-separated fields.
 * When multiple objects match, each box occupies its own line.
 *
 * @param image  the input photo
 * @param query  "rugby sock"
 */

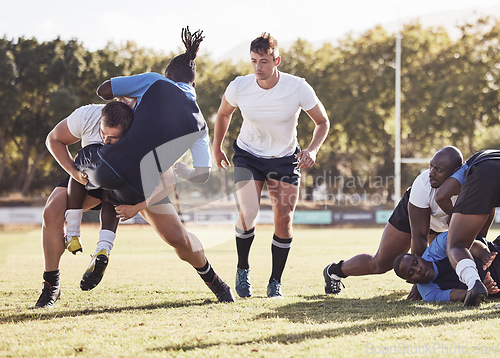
xmin=65 ymin=209 xmax=83 ymax=237
xmin=456 ymin=258 xmax=481 ymax=290
xmin=43 ymin=270 xmax=60 ymax=287
xmin=196 ymin=260 xmax=216 ymax=284
xmin=328 ymin=260 xmax=347 ymax=278
xmin=95 ymin=229 xmax=115 ymax=255
xmin=270 ymin=235 xmax=292 ymax=283
xmin=236 ymin=227 xmax=255 ymax=269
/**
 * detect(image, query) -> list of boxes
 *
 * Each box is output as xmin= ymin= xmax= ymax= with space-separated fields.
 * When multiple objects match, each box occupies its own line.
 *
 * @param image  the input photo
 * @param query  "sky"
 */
xmin=1 ymin=0 xmax=499 ymax=60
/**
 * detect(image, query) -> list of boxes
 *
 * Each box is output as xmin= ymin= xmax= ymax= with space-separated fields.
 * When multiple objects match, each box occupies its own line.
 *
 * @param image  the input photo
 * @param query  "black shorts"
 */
xmin=232 ymin=141 xmax=301 ymax=186
xmin=453 ymin=160 xmax=500 ymax=215
xmin=75 ymin=144 xmax=171 ymax=206
xmin=388 ymin=187 xmax=411 ymax=234
xmin=56 ymin=176 xmax=103 ymax=211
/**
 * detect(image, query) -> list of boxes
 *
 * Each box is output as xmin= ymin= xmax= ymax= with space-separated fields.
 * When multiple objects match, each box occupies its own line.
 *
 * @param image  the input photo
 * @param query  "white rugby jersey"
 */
xmin=66 ymin=104 xmax=104 ymax=148
xmin=409 ymin=169 xmax=458 ymax=233
xmin=224 ymin=71 xmax=318 ymax=158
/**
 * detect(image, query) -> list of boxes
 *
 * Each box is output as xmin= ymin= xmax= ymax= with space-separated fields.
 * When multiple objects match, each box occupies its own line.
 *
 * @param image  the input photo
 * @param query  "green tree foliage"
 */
xmin=0 ymin=17 xmax=498 ymax=202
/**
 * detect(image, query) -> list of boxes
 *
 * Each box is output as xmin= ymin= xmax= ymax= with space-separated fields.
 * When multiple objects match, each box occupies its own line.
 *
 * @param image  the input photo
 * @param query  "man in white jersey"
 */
xmin=213 ymin=33 xmax=330 ymax=298
xmin=36 ymin=101 xmax=133 ymax=308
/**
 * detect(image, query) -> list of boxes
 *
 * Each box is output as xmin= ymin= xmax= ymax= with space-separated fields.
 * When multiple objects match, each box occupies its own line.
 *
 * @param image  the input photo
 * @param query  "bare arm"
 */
xmin=97 ymin=80 xmax=114 ymax=100
xmin=435 ymin=177 xmax=461 ymax=216
xmin=46 ymin=119 xmax=87 ymax=185
xmin=174 ymin=163 xmax=210 ymax=183
xmin=115 ymin=201 xmax=147 ymax=221
xmin=297 ymin=102 xmax=330 ymax=169
xmin=408 ymin=203 xmax=431 ymax=256
xmin=212 ymin=96 xmax=237 ymax=168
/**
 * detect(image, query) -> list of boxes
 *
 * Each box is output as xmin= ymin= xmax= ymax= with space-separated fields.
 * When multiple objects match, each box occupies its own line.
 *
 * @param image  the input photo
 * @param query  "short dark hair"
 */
xmin=393 ymin=253 xmax=411 ymax=280
xmin=101 ymin=101 xmax=134 ymax=131
xmin=250 ymin=33 xmax=279 ymax=59
xmin=165 ymin=26 xmax=204 ymax=84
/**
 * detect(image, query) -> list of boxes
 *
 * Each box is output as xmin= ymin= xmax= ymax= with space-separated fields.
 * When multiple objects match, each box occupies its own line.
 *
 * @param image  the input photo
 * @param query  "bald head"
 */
xmin=429 ymin=146 xmax=463 ymax=188
xmin=434 ymin=146 xmax=463 ymax=170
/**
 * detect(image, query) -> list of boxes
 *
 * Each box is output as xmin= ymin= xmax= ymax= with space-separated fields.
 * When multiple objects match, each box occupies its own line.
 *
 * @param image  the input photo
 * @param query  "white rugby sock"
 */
xmin=95 ymin=229 xmax=116 ymax=255
xmin=456 ymin=258 xmax=480 ymax=290
xmin=65 ymin=209 xmax=83 ymax=238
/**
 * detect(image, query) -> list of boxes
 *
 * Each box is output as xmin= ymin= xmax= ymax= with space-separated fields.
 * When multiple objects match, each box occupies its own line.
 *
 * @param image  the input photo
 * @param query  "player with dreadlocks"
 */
xmin=36 ymin=27 xmax=235 ymax=308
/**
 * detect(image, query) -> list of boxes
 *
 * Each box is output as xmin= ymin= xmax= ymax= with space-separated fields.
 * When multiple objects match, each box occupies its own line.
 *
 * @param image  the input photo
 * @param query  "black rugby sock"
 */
xmin=236 ymin=227 xmax=255 ymax=269
xmin=196 ymin=261 xmax=216 ymax=283
xmin=43 ymin=270 xmax=60 ymax=287
xmin=328 ymin=260 xmax=347 ymax=278
xmin=269 ymin=235 xmax=292 ymax=283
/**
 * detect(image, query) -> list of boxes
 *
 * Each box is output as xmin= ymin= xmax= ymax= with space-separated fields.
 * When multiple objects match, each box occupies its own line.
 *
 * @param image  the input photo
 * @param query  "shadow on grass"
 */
xmin=0 ymin=297 xmax=216 ymax=324
xmin=148 ymin=291 xmax=500 ymax=353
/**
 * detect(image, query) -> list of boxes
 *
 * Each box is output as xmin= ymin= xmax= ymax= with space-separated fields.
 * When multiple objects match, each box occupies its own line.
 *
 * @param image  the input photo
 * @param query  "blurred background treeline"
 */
xmin=0 ymin=17 xmax=498 ymax=204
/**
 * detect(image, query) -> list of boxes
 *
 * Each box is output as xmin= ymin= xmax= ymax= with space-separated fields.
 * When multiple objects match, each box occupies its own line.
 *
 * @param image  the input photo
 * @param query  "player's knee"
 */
xmin=42 ymin=204 xmax=64 ymax=226
xmin=275 ymin=211 xmax=293 ymax=228
xmin=166 ymin=231 xmax=190 ymax=250
xmin=240 ymin=207 xmax=259 ymax=223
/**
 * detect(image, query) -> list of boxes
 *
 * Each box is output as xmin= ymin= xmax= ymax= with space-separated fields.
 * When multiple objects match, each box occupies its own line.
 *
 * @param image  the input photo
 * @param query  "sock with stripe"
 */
xmin=236 ymin=227 xmax=255 ymax=269
xmin=270 ymin=234 xmax=292 ymax=283
xmin=195 ymin=260 xmax=216 ymax=284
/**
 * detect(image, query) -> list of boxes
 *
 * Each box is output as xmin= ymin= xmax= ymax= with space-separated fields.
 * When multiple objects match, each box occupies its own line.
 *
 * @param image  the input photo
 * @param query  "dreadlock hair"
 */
xmin=165 ymin=26 xmax=204 ymax=84
xmin=250 ymin=33 xmax=279 ymax=59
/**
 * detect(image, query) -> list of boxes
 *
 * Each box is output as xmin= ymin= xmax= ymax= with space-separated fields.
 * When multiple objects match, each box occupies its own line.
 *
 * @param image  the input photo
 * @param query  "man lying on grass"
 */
xmin=393 ymin=232 xmax=500 ymax=305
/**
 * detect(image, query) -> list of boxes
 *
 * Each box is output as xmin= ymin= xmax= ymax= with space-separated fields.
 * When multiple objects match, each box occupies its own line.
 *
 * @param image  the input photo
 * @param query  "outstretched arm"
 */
xmin=174 ymin=163 xmax=210 ymax=183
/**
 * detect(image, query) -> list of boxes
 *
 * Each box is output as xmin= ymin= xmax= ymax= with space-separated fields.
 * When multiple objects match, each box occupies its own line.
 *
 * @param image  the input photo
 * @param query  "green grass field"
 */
xmin=1 ymin=224 xmax=500 ymax=357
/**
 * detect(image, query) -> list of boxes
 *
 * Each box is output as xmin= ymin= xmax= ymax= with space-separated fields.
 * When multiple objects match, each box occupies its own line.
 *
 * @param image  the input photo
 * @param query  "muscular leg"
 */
xmin=140 ymin=203 xmax=235 ymax=302
xmin=340 ymin=223 xmax=411 ymax=276
xmin=447 ymin=213 xmax=490 ymax=305
xmin=235 ymin=179 xmax=264 ymax=232
xmin=234 ymin=180 xmax=264 ymax=269
xmin=139 ymin=204 xmax=206 ymax=268
xmin=267 ymin=180 xmax=298 ymax=238
xmin=41 ymin=187 xmax=101 ymax=271
xmin=267 ymin=180 xmax=299 ymax=284
xmin=447 ymin=213 xmax=490 ymax=268
xmin=67 ymin=178 xmax=88 ymax=209
xmin=479 ymin=208 xmax=496 ymax=239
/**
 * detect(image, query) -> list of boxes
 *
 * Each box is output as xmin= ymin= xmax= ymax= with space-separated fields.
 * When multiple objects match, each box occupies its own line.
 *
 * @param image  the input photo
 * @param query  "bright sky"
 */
xmin=1 ymin=0 xmax=499 ymax=59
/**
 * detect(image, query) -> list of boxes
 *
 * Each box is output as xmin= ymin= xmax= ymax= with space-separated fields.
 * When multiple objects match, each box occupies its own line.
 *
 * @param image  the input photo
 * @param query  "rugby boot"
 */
xmin=66 ymin=235 xmax=82 ymax=255
xmin=80 ymin=249 xmax=109 ymax=291
xmin=235 ymin=268 xmax=252 ymax=298
xmin=205 ymin=275 xmax=235 ymax=303
xmin=463 ymin=279 xmax=488 ymax=307
xmin=267 ymin=278 xmax=284 ymax=298
xmin=323 ymin=264 xmax=345 ymax=295
xmin=35 ymin=281 xmax=61 ymax=308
